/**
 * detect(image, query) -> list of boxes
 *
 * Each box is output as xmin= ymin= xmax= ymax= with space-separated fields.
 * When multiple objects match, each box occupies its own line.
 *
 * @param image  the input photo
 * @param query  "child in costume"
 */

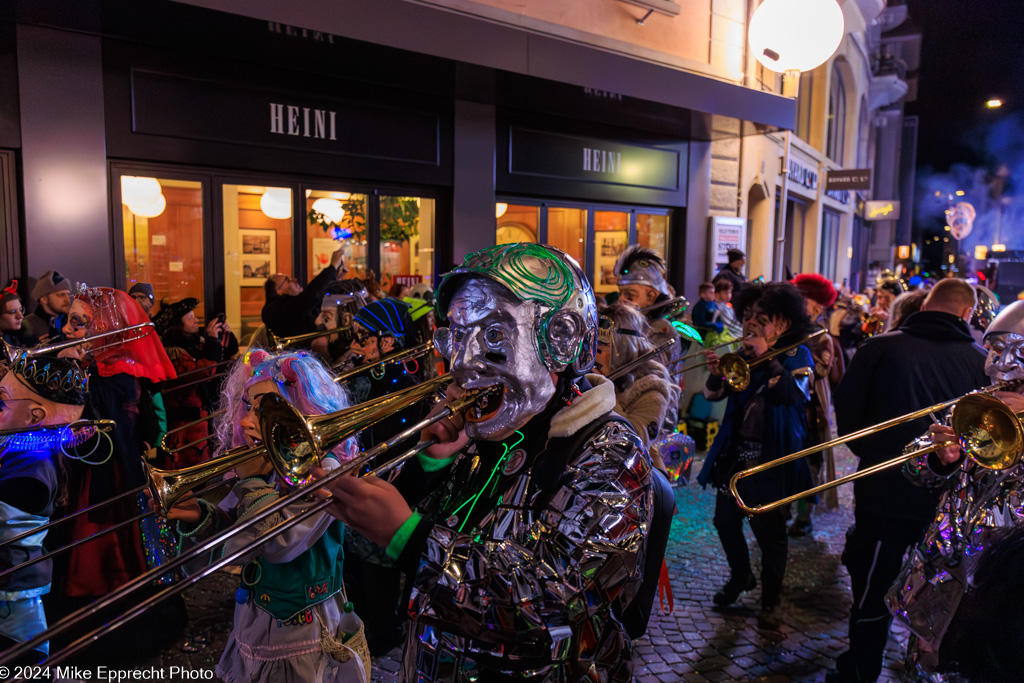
xmin=167 ymin=350 xmax=367 ymax=683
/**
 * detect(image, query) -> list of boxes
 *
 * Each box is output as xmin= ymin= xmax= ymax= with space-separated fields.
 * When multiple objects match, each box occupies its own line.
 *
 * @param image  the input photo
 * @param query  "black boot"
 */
xmin=713 ymin=572 xmax=756 ymax=606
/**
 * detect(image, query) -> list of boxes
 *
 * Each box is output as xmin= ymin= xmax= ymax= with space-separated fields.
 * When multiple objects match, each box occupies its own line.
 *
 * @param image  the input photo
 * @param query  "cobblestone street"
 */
xmin=131 ymin=447 xmax=911 ymax=682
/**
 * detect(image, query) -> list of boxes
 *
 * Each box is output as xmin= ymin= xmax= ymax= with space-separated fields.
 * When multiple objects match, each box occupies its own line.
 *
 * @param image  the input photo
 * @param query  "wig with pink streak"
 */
xmin=213 ymin=349 xmax=356 ymax=462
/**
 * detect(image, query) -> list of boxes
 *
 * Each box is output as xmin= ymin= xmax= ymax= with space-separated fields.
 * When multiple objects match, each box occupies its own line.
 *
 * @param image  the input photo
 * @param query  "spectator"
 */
xmin=691 ymin=282 xmax=723 ymax=342
xmin=715 ymin=281 xmax=743 ymax=340
xmin=0 ymin=282 xmax=34 ymax=350
xmin=885 ymin=289 xmax=928 ymax=333
xmin=829 ymin=278 xmax=988 ymax=683
xmin=262 ymin=248 xmax=347 ymax=340
xmin=712 ymin=248 xmax=747 ymax=296
xmin=128 ymin=282 xmax=156 ymax=318
xmin=24 ymin=270 xmax=72 ymax=342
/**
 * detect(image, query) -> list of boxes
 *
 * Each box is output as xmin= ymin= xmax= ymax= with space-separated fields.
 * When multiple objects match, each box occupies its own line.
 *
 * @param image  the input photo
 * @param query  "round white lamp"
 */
xmin=748 ymin=0 xmax=845 ymax=75
xmin=260 ymin=188 xmax=293 ymax=220
xmin=121 ymin=176 xmax=162 ymax=206
xmin=128 ymin=193 xmax=167 ymax=219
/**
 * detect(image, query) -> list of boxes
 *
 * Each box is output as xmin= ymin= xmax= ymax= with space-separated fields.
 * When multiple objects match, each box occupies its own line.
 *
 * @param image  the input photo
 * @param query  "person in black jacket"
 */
xmin=261 ymin=247 xmax=347 ymax=340
xmin=712 ymin=248 xmax=747 ymax=297
xmin=828 ymin=278 xmax=988 ymax=683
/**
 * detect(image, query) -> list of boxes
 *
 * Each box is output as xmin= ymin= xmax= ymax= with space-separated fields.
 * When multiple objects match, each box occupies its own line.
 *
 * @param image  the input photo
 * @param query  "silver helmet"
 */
xmin=613 ymin=245 xmax=671 ymax=297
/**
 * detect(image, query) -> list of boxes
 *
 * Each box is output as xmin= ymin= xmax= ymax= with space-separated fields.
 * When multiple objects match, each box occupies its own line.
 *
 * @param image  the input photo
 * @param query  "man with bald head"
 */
xmin=261 ymin=247 xmax=347 ymax=340
xmin=829 ymin=278 xmax=988 ymax=683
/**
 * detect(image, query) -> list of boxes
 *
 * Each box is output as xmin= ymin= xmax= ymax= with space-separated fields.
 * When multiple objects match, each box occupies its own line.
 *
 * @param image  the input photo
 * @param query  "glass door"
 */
xmin=379 ymin=195 xmax=436 ymax=296
xmin=593 ymin=209 xmax=630 ymax=295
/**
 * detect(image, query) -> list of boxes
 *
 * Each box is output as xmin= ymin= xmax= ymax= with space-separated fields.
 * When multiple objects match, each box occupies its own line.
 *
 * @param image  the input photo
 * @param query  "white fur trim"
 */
xmin=548 ymin=374 xmax=617 ymax=439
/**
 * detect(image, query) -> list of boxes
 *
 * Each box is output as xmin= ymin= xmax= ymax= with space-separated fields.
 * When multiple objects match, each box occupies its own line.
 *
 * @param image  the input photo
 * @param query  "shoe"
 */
xmin=712 ymin=572 xmax=756 ymax=606
xmin=757 ymin=604 xmax=782 ymax=630
xmin=788 ymin=519 xmax=813 ymax=537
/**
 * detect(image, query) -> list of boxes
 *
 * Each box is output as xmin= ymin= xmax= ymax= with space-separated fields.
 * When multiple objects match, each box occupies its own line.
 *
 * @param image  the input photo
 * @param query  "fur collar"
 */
xmin=548 ymin=374 xmax=617 ymax=439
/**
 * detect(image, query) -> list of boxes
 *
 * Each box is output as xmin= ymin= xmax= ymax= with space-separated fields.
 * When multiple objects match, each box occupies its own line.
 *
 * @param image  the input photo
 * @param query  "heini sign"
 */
xmin=269 ymin=103 xmax=337 ymax=140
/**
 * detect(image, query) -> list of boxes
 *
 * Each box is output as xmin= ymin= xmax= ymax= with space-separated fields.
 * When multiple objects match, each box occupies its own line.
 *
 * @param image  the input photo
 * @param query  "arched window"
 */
xmin=827 ymin=63 xmax=847 ymax=162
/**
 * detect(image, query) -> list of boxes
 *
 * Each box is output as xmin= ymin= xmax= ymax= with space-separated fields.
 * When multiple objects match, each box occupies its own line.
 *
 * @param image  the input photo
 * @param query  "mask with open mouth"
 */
xmin=984 ymin=332 xmax=1024 ymax=388
xmin=445 ymin=277 xmax=556 ymax=440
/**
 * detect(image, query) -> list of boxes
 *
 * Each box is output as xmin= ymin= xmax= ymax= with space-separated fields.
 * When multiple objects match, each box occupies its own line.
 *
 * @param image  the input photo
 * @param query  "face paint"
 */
xmin=984 ymin=332 xmax=1024 ymax=385
xmin=446 ymin=277 xmax=555 ymax=440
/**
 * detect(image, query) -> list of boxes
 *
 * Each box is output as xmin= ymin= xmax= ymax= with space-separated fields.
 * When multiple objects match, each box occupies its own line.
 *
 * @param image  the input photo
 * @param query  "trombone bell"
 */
xmin=953 ymin=394 xmax=1024 ymax=470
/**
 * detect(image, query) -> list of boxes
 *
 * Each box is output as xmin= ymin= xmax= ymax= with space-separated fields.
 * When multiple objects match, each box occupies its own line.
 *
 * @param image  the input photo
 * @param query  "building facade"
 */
xmin=0 ymin=0 xmax=912 ymax=337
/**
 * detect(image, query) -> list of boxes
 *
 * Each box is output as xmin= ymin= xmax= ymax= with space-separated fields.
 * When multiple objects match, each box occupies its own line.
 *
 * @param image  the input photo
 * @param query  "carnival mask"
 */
xmin=440 ymin=277 xmax=556 ymax=440
xmin=984 ymin=332 xmax=1024 ymax=385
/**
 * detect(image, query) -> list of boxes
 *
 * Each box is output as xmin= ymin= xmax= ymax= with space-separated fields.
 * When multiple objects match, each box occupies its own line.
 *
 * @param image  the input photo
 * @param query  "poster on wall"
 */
xmin=707 ymin=217 xmax=746 ymax=279
xmin=311 ymin=238 xmax=337 ymax=277
xmin=594 ymin=231 xmax=628 ymax=294
xmin=240 ymin=228 xmax=276 ymax=286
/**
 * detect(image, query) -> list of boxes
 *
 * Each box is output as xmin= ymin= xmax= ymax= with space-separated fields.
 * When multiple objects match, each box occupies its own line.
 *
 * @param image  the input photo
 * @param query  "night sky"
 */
xmin=904 ymin=0 xmax=1024 ymax=269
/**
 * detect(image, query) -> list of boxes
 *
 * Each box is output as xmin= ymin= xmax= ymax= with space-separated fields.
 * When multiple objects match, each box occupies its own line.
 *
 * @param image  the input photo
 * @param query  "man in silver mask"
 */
xmin=887 ymin=299 xmax=1024 ymax=681
xmin=319 ymin=243 xmax=656 ymax=682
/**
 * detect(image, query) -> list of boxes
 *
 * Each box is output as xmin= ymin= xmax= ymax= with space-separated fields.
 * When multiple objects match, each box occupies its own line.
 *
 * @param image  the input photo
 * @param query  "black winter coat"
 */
xmin=260 ymin=264 xmax=338 ymax=339
xmin=833 ymin=311 xmax=987 ymax=521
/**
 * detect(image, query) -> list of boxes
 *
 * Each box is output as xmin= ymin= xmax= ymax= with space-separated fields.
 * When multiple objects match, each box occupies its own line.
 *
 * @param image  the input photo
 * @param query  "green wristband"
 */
xmin=386 ymin=512 xmax=422 ymax=560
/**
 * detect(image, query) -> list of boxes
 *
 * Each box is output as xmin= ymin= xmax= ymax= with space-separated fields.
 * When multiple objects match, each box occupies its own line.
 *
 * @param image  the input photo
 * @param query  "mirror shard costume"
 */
xmin=399 ymin=244 xmax=654 ymax=681
xmin=887 ymin=301 xmax=1024 ymax=680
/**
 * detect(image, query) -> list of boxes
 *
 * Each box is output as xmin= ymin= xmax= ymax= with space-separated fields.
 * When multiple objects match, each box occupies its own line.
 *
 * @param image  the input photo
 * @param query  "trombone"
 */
xmin=267 ymin=326 xmax=352 ymax=352
xmin=2 ymin=322 xmax=156 ymax=362
xmin=148 ymin=372 xmax=454 ymax=510
xmin=4 ymin=379 xmax=492 ymax=668
xmin=332 ymin=341 xmax=435 ymax=383
xmin=729 ymin=385 xmax=1022 ymax=515
xmin=640 ymin=296 xmax=689 ymax=319
xmin=673 ymin=329 xmax=826 ymax=389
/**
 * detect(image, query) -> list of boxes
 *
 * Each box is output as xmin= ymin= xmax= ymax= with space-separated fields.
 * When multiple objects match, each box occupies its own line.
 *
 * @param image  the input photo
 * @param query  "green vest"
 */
xmin=247 ymin=520 xmax=346 ymax=622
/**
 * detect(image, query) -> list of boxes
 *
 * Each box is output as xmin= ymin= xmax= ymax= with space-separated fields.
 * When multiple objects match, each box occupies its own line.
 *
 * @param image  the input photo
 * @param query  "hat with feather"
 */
xmin=613 ymin=245 xmax=670 ymax=296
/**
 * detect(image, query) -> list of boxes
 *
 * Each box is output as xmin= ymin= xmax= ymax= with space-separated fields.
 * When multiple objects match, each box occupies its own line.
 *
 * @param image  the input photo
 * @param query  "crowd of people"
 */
xmin=0 ymin=240 xmax=1021 ymax=683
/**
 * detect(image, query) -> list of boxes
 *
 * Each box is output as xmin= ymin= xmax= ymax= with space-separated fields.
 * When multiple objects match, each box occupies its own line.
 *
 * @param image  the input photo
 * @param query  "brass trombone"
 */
xmin=148 ymin=372 xmax=453 ymax=510
xmin=674 ymin=329 xmax=826 ymax=389
xmin=332 ymin=341 xmax=435 ymax=384
xmin=640 ymin=296 xmax=690 ymax=319
xmin=267 ymin=326 xmax=352 ymax=352
xmin=729 ymin=385 xmax=1022 ymax=515
xmin=2 ymin=321 xmax=156 ymax=362
xmin=4 ymin=379 xmax=491 ymax=667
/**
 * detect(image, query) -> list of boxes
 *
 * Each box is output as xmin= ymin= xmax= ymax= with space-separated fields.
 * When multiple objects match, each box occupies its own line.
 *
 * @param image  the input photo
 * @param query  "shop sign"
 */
xmin=707 ymin=217 xmax=746 ymax=277
xmin=784 ymin=159 xmax=818 ymax=190
xmin=826 ymin=168 xmax=872 ymax=191
xmin=131 ymin=69 xmax=440 ymax=164
xmin=509 ymin=127 xmax=680 ymax=191
xmin=825 ymin=188 xmax=850 ymax=204
xmin=864 ymin=200 xmax=900 ymax=221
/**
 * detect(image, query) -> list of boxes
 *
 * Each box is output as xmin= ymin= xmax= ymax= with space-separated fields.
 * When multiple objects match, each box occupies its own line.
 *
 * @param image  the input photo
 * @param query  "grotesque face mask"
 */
xmin=984 ymin=332 xmax=1024 ymax=385
xmin=440 ymin=277 xmax=555 ymax=441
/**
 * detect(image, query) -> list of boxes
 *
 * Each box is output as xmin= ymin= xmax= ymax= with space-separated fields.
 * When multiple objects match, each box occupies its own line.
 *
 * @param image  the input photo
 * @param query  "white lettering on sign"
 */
xmin=583 ymin=148 xmax=621 ymax=174
xmin=270 ymin=103 xmax=337 ymax=140
xmin=583 ymin=87 xmax=623 ymax=101
xmin=267 ymin=22 xmax=336 ymax=44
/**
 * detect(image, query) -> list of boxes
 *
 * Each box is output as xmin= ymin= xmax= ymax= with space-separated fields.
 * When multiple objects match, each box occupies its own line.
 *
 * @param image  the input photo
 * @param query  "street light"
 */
xmin=986 ymin=99 xmax=1003 ymax=109
xmin=749 ymin=0 xmax=845 ymax=280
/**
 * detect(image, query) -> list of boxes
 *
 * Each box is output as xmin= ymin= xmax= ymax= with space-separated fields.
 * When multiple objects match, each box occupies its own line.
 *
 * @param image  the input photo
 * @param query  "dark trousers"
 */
xmin=713 ymin=489 xmax=788 ymax=606
xmin=835 ymin=509 xmax=928 ymax=682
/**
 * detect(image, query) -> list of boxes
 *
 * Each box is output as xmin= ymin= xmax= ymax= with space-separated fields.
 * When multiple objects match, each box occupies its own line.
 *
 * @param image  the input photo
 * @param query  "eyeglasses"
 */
xmin=353 ymin=329 xmax=377 ymax=346
xmin=2 ymin=306 xmax=25 ymax=316
xmin=68 ymin=314 xmax=92 ymax=331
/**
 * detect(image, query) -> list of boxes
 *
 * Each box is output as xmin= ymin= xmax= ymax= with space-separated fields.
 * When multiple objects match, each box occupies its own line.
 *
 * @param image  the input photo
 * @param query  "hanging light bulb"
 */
xmin=260 ymin=188 xmax=292 ymax=219
xmin=495 ymin=202 xmax=509 ymax=219
xmin=129 ymin=192 xmax=167 ymax=218
xmin=312 ymin=197 xmax=345 ymax=224
xmin=121 ymin=176 xmax=162 ymax=206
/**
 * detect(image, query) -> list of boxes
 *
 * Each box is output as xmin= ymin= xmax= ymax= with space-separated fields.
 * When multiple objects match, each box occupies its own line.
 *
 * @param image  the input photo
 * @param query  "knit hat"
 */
xmin=791 ymin=273 xmax=838 ymax=308
xmin=30 ymin=270 xmax=72 ymax=301
xmin=128 ymin=282 xmax=155 ymax=305
xmin=11 ymin=352 xmax=89 ymax=406
xmin=726 ymin=249 xmax=745 ymax=263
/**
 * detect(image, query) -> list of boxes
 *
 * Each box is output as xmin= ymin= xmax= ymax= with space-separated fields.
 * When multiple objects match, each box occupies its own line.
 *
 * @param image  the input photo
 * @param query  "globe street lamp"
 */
xmin=748 ymin=0 xmax=845 ymax=279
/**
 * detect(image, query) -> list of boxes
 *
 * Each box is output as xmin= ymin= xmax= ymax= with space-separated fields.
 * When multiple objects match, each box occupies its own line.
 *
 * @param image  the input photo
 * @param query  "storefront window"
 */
xmin=820 ymin=209 xmax=842 ymax=281
xmin=593 ymin=210 xmax=629 ymax=295
xmin=378 ymin=195 xmax=435 ymax=296
xmin=496 ymin=203 xmax=539 ymax=244
xmin=637 ymin=212 xmax=670 ymax=259
xmin=306 ymin=190 xmax=368 ymax=284
xmin=222 ymin=184 xmax=293 ymax=344
xmin=547 ymin=207 xmax=586 ymax=272
xmin=121 ymin=175 xmax=204 ymax=312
